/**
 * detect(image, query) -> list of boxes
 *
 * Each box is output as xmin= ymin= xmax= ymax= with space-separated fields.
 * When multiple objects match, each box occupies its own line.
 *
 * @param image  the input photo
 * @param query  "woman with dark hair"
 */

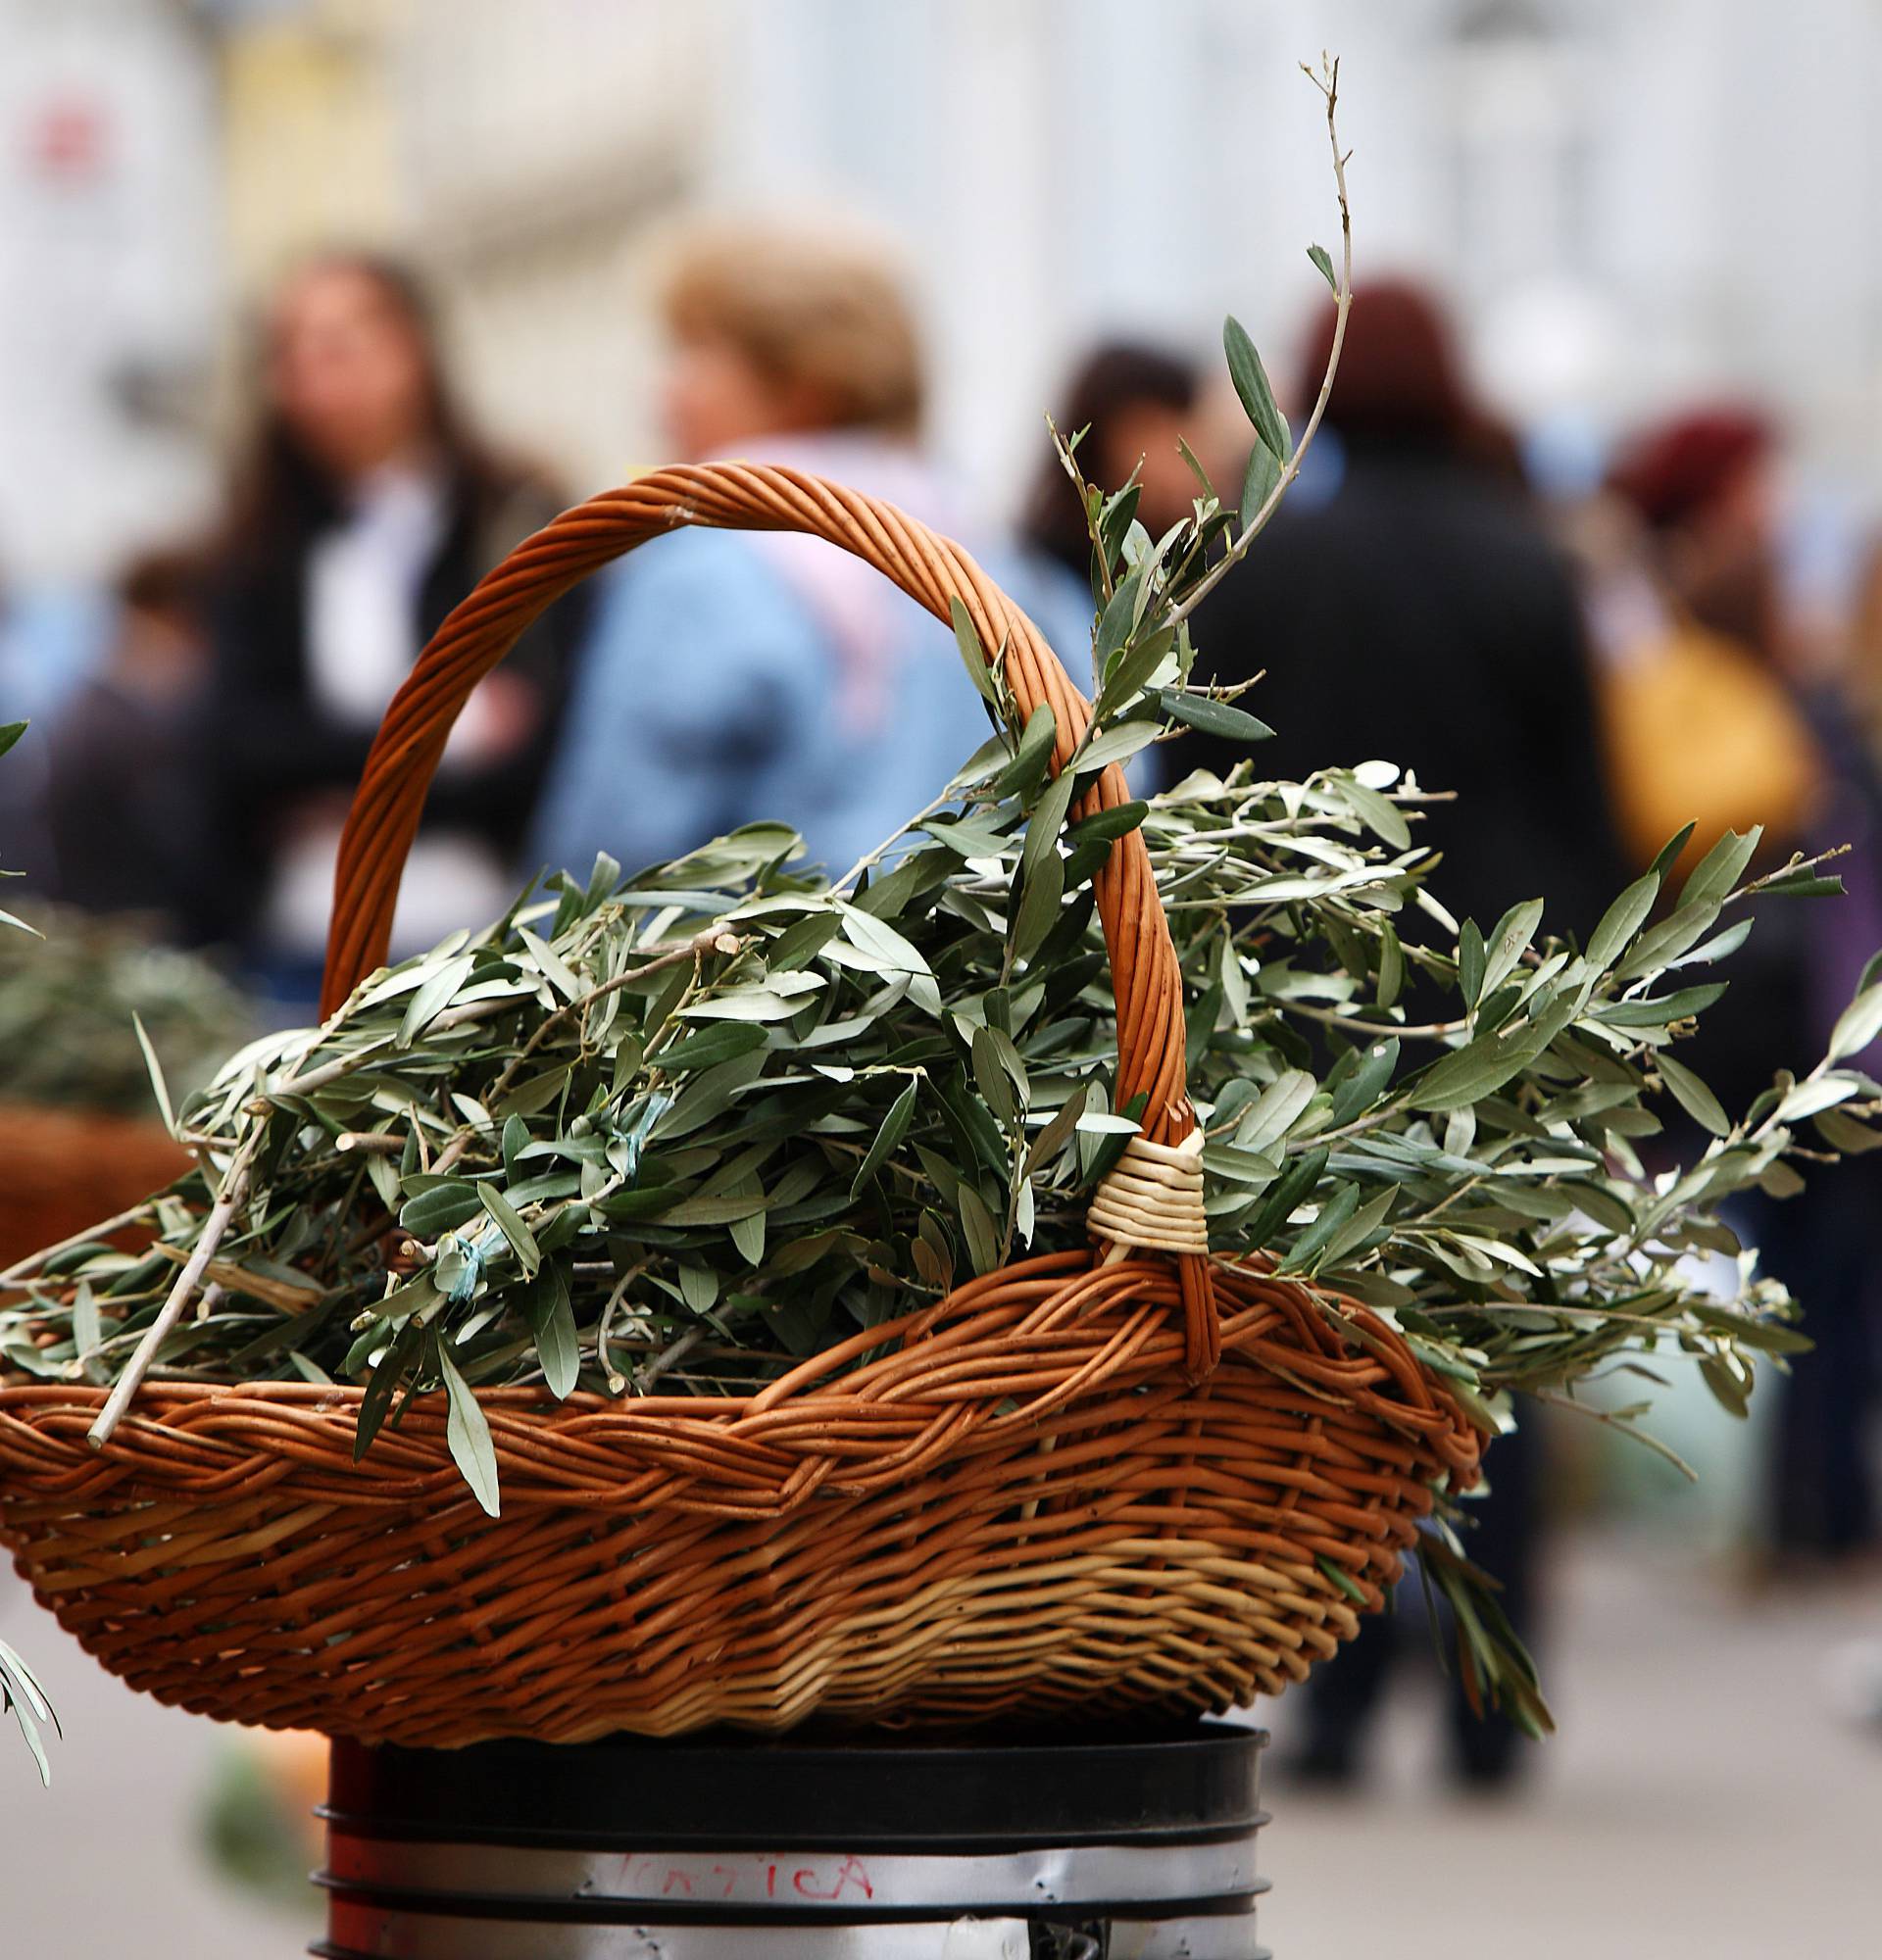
xmin=1023 ymin=341 xmax=1202 ymax=586
xmin=199 ymin=252 xmax=582 ymax=995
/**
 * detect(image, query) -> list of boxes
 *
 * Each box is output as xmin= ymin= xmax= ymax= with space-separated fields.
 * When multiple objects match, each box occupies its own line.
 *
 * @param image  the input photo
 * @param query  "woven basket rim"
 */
xmin=0 ymin=1252 xmax=1483 ymax=1511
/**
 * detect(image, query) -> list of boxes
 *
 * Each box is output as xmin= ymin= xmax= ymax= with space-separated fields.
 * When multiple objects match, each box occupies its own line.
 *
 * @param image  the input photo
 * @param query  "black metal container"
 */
xmin=316 ymin=1721 xmax=1269 ymax=1957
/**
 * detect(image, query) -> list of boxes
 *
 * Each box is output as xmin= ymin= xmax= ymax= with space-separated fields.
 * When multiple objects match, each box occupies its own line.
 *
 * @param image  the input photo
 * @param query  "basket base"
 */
xmin=0 ymin=1248 xmax=1472 ymax=1747
xmin=315 ymin=1720 xmax=1270 ymax=1957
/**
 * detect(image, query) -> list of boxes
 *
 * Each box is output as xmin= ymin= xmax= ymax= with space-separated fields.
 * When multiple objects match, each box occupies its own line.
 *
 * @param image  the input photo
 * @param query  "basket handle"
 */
xmin=321 ymin=462 xmax=1220 ymax=1373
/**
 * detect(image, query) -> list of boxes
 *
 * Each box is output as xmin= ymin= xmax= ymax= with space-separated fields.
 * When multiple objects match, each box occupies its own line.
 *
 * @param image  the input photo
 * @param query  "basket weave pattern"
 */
xmin=0 ymin=466 xmax=1480 ymax=1744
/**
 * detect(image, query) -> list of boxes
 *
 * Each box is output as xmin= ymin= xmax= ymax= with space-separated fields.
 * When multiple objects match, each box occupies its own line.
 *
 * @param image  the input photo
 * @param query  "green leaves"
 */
xmin=1682 ymin=827 xmax=1760 ymax=910
xmin=1065 ymin=800 xmax=1149 ymax=849
xmin=1223 ymin=316 xmax=1291 ymax=472
xmin=0 ymin=1635 xmax=57 ymax=1787
xmin=1657 ymin=1053 xmax=1730 ymax=1138
xmin=1278 ymin=1183 xmax=1362 ymax=1271
xmin=1334 ymin=773 xmax=1412 ymax=850
xmin=1597 ymin=983 xmax=1727 ymax=1029
xmin=1010 ymin=850 xmax=1064 ymax=966
xmin=398 ymin=953 xmax=474 ymax=1047
xmin=1813 ymin=1106 xmax=1882 ymax=1153
xmin=0 ymin=921 xmax=250 ymax=1113
xmin=1586 ymin=872 xmax=1659 ymax=973
xmin=949 ymin=596 xmax=997 ymax=705
xmin=654 ymin=1022 xmax=769 ymax=1072
xmin=996 ymin=705 xmax=1058 ymax=800
xmin=1092 ymin=573 xmax=1143 ymax=684
xmin=1410 ymin=996 xmax=1576 ymax=1111
xmin=1828 ymin=981 xmax=1882 ymax=1061
xmin=1009 ymin=766 xmax=1074 ymax=965
xmin=439 ymin=1345 xmax=501 ymax=1516
xmin=1094 ymin=627 xmax=1174 ymax=727
xmin=525 ymin=1268 xmax=580 ymax=1397
xmin=1237 ymin=1069 xmax=1316 ymax=1154
xmin=1153 ymin=688 xmax=1274 ymax=743
xmin=850 ymin=1077 xmax=919 ymax=1200
xmin=1458 ymin=920 xmax=1486 ymax=1008
xmin=479 ymin=1183 xmax=541 ymax=1277
xmin=1330 ymin=1039 xmax=1399 ymax=1126
xmin=956 ymin=1180 xmax=1001 ymax=1274
xmin=1021 ymin=771 xmax=1075 ymax=883
xmin=1240 ymin=442 xmax=1282 ymax=531
xmin=1375 ymin=920 xmax=1405 ymax=1010
xmin=400 ymin=1180 xmax=483 ymax=1238
xmin=1308 ymin=243 xmax=1337 ymax=293
xmin=131 ymin=1012 xmax=175 ymax=1135
xmin=1242 ymin=1148 xmax=1329 ymax=1250
xmin=1481 ymin=900 xmax=1543 ymax=1002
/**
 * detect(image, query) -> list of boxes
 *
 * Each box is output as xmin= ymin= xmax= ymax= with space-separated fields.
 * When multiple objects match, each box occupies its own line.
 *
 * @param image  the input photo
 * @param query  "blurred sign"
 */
xmin=0 ymin=1 xmax=218 ymax=581
xmin=23 ymin=95 xmax=112 ymax=186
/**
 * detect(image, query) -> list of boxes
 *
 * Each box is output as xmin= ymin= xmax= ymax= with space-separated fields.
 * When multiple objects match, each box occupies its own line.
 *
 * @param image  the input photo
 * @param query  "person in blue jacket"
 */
xmin=529 ymin=219 xmax=1092 ymax=889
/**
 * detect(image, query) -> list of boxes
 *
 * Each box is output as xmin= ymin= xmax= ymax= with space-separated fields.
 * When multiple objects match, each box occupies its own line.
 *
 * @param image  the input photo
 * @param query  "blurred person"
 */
xmin=0 ymin=569 xmax=117 ymax=894
xmin=1172 ymin=277 xmax=1631 ymax=1789
xmin=1596 ymin=411 xmax=1820 ymax=877
xmin=198 ymin=252 xmax=583 ymax=1004
xmin=1844 ymin=539 xmax=1882 ymax=747
xmin=1023 ymin=341 xmax=1202 ymax=584
xmin=1173 ymin=278 xmax=1625 ymax=938
xmin=0 ymin=572 xmax=115 ymax=732
xmin=1596 ymin=411 xmax=1829 ymax=1123
xmin=37 ymin=547 xmax=214 ymax=938
xmin=529 ymin=218 xmax=1090 ymax=887
xmin=1608 ymin=409 xmax=1882 ymax=1564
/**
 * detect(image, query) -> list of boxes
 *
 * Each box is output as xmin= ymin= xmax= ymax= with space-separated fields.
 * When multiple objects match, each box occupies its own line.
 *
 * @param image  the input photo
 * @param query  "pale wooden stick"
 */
xmin=86 ymin=1124 xmax=266 ymax=1448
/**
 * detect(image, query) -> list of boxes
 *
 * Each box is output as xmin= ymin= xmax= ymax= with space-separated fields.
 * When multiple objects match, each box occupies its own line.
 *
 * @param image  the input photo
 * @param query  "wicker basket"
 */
xmin=0 ymin=1102 xmax=186 ymax=1272
xmin=0 ymin=465 xmax=1480 ymax=1746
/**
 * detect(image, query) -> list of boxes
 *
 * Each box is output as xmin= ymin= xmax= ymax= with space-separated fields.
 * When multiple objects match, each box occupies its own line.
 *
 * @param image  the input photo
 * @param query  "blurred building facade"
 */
xmin=0 ymin=0 xmax=220 ymax=582
xmin=5 ymin=0 xmax=1882 ymax=577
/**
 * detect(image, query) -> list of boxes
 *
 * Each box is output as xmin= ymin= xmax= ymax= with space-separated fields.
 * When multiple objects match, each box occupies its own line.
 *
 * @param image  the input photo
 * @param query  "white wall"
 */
xmin=0 ymin=0 xmax=221 ymax=583
xmin=8 ymin=0 xmax=1882 ymax=577
xmin=693 ymin=0 xmax=1882 ymax=519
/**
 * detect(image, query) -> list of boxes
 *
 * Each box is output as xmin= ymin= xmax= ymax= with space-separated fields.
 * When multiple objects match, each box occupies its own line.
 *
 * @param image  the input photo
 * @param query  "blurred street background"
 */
xmin=3 ymin=1 xmax=1882 ymax=1954
xmin=10 ymin=0 xmax=1882 ymax=581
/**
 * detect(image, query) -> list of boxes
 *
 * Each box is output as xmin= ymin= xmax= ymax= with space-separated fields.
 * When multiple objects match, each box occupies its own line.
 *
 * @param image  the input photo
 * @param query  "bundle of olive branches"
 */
xmin=1 ymin=764 xmax=1851 ymax=1496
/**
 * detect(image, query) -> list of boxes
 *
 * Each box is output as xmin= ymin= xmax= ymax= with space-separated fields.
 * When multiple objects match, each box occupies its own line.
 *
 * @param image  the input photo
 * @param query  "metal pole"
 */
xmin=315 ymin=1723 xmax=1270 ymax=1958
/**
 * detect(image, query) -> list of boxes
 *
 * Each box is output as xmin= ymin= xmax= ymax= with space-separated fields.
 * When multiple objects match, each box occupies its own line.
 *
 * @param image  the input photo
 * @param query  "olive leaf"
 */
xmin=1223 ymin=315 xmax=1291 ymax=466
xmin=439 ymin=1344 xmax=501 ymax=1516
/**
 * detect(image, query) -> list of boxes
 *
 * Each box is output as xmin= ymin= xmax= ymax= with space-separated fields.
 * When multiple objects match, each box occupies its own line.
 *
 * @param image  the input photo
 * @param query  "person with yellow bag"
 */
xmin=1592 ymin=575 xmax=1821 ymax=870
xmin=1591 ymin=409 xmax=1822 ymax=866
xmin=1592 ymin=407 xmax=1882 ymax=1565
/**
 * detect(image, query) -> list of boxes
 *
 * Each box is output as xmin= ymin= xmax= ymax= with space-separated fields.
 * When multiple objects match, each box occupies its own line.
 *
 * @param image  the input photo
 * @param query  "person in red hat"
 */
xmin=1607 ymin=404 xmax=1882 ymax=1571
xmin=1608 ymin=407 xmax=1785 ymax=664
